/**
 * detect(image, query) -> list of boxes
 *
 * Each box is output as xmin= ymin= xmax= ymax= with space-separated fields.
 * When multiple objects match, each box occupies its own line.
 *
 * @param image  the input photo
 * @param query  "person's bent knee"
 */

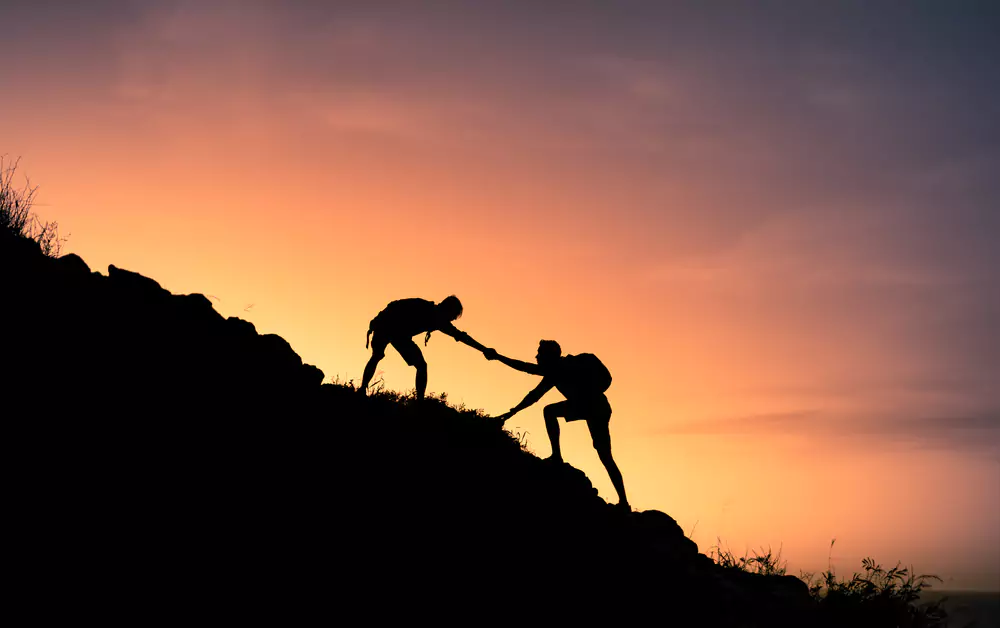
xmin=543 ymin=405 xmax=560 ymax=420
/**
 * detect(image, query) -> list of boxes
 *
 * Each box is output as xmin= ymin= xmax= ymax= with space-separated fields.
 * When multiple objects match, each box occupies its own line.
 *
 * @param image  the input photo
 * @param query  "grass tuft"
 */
xmin=1 ymin=155 xmax=65 ymax=256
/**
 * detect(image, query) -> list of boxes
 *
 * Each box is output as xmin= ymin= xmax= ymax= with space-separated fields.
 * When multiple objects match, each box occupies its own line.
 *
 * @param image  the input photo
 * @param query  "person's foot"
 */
xmin=543 ymin=455 xmax=564 ymax=464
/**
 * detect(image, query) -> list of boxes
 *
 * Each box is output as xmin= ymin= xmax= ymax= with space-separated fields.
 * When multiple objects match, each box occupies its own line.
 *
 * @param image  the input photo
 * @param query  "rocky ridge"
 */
xmin=2 ymin=232 xmax=815 ymax=624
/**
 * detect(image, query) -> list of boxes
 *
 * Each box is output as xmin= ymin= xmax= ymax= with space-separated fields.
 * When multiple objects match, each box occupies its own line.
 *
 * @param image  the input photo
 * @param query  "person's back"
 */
xmin=370 ymin=298 xmax=440 ymax=339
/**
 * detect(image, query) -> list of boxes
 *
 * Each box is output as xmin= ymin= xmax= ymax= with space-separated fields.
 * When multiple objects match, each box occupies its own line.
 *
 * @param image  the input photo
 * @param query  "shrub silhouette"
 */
xmin=806 ymin=556 xmax=949 ymax=628
xmin=711 ymin=539 xmax=788 ymax=576
xmin=1 ymin=155 xmax=63 ymax=255
xmin=713 ymin=538 xmax=950 ymax=627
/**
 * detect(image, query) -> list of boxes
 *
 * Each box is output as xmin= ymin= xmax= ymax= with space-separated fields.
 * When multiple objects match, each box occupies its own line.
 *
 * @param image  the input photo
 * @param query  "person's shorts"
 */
xmin=370 ymin=333 xmax=425 ymax=367
xmin=546 ymin=395 xmax=613 ymax=449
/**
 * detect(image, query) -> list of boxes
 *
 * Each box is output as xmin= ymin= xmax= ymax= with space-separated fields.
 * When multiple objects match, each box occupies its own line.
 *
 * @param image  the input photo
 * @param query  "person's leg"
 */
xmin=394 ymin=338 xmax=428 ymax=399
xmin=595 ymin=441 xmax=628 ymax=508
xmin=415 ymin=361 xmax=428 ymax=399
xmin=543 ymin=401 xmax=572 ymax=462
xmin=587 ymin=401 xmax=628 ymax=508
xmin=360 ymin=338 xmax=387 ymax=395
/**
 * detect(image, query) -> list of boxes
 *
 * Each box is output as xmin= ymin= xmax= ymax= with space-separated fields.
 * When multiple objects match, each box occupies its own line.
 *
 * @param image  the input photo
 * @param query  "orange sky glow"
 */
xmin=3 ymin=2 xmax=998 ymax=590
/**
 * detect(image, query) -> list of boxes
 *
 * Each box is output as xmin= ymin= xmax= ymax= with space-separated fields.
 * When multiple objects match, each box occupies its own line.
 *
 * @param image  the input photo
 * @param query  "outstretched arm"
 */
xmin=490 ymin=352 xmax=543 ymax=376
xmin=439 ymin=323 xmax=491 ymax=354
xmin=496 ymin=378 xmax=554 ymax=422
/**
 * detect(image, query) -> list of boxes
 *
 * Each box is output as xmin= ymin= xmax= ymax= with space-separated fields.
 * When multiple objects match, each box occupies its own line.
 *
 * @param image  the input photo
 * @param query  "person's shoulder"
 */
xmin=555 ymin=354 xmax=580 ymax=375
xmin=386 ymin=297 xmax=434 ymax=310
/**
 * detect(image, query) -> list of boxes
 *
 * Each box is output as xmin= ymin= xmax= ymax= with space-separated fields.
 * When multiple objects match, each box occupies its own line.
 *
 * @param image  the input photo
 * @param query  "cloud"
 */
xmin=663 ymin=410 xmax=1000 ymax=458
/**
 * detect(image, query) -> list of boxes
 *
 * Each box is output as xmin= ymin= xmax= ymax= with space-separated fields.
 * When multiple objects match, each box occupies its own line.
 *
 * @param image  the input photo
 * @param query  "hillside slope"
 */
xmin=3 ymin=232 xmax=816 ymax=624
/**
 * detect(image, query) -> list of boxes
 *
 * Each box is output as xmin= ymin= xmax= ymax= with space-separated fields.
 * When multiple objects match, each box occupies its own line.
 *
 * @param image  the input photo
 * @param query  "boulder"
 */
xmin=107 ymin=265 xmax=167 ymax=300
xmin=301 ymin=363 xmax=325 ymax=387
xmin=226 ymin=316 xmax=257 ymax=337
xmin=56 ymin=253 xmax=90 ymax=276
xmin=175 ymin=293 xmax=223 ymax=323
xmin=258 ymin=333 xmax=302 ymax=371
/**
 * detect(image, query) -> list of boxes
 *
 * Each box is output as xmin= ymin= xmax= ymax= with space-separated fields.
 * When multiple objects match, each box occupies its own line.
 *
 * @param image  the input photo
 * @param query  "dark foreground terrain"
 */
xmin=927 ymin=592 xmax=1000 ymax=628
xmin=2 ymin=232 xmax=960 ymax=625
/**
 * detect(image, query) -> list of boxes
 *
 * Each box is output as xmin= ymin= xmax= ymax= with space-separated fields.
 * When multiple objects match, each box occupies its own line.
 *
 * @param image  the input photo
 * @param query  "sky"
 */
xmin=2 ymin=1 xmax=998 ymax=590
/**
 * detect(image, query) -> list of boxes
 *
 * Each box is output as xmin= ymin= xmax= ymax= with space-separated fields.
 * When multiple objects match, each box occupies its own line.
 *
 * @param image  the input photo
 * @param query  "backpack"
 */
xmin=562 ymin=353 xmax=612 ymax=393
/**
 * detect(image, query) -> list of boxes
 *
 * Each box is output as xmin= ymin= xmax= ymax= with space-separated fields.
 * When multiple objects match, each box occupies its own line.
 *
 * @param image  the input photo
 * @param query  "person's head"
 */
xmin=437 ymin=295 xmax=464 ymax=321
xmin=536 ymin=340 xmax=562 ymax=367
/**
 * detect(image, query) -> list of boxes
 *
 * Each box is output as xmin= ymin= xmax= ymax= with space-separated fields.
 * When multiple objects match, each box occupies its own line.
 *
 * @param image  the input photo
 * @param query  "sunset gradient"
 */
xmin=3 ymin=2 xmax=998 ymax=590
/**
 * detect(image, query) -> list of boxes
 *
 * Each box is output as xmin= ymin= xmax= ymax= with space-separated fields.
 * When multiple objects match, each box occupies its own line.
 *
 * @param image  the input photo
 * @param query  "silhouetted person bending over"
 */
xmin=489 ymin=340 xmax=629 ymax=509
xmin=361 ymin=296 xmax=492 ymax=400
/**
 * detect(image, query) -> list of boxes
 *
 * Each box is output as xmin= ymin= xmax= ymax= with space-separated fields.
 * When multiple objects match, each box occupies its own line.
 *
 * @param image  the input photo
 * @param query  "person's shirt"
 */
xmin=372 ymin=298 xmax=466 ymax=341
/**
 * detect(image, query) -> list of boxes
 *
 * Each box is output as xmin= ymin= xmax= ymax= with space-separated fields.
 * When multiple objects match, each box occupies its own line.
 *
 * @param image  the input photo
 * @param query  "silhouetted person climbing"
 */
xmin=487 ymin=340 xmax=629 ymax=509
xmin=361 ymin=295 xmax=492 ymax=400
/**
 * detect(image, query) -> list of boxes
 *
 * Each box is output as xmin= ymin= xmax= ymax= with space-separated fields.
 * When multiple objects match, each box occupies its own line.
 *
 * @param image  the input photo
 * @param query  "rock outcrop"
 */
xmin=1 ymin=231 xmax=816 ymax=625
